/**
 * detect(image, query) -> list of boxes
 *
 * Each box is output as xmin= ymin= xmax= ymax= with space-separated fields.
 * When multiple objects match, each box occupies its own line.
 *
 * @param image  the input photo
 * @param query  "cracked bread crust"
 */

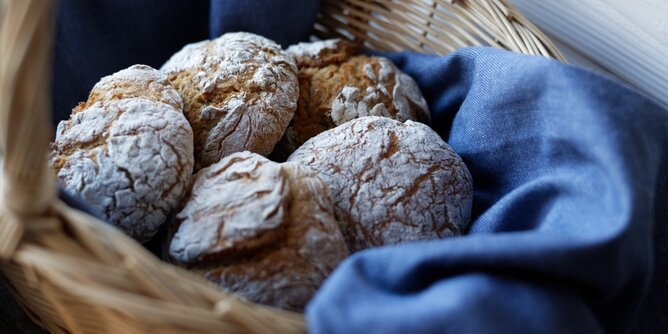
xmin=161 ymin=32 xmax=299 ymax=170
xmin=288 ymin=116 xmax=472 ymax=252
xmin=73 ymin=64 xmax=183 ymax=114
xmin=51 ymin=99 xmax=194 ymax=242
xmin=286 ymin=38 xmax=361 ymax=68
xmin=168 ymin=151 xmax=348 ymax=311
xmin=272 ymin=39 xmax=430 ymax=160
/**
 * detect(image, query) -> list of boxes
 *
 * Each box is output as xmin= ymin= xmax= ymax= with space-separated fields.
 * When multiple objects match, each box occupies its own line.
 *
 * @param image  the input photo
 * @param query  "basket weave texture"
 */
xmin=0 ymin=1 xmax=562 ymax=333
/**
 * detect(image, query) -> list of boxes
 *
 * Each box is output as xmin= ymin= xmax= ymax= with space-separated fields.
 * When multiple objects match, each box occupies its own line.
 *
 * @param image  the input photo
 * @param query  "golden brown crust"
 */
xmin=73 ymin=64 xmax=183 ymax=114
xmin=161 ymin=33 xmax=299 ymax=170
xmin=168 ymin=152 xmax=348 ymax=311
xmin=286 ymin=38 xmax=361 ymax=68
xmin=272 ymin=39 xmax=430 ymax=161
xmin=51 ymin=65 xmax=193 ymax=242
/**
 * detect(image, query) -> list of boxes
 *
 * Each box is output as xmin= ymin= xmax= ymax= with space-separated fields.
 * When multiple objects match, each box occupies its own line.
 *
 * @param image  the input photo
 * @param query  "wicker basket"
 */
xmin=0 ymin=1 xmax=563 ymax=333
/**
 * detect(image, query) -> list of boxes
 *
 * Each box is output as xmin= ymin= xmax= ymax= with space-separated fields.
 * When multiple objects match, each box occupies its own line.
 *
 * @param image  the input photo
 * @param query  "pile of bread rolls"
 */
xmin=50 ymin=33 xmax=473 ymax=312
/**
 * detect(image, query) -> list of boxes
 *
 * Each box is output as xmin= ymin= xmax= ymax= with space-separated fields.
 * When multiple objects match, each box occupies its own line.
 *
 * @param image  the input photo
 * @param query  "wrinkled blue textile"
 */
xmin=307 ymin=49 xmax=668 ymax=333
xmin=42 ymin=1 xmax=668 ymax=333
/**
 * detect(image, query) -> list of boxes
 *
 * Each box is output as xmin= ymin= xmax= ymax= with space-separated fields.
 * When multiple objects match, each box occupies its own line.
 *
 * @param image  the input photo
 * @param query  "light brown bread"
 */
xmin=272 ymin=39 xmax=430 ymax=160
xmin=288 ymin=116 xmax=472 ymax=252
xmin=73 ymin=64 xmax=183 ymax=113
xmin=161 ymin=32 xmax=299 ymax=170
xmin=168 ymin=152 xmax=348 ymax=312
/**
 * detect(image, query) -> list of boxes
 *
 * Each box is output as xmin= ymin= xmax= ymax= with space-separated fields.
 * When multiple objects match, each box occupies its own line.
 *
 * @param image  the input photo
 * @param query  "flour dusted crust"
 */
xmin=168 ymin=151 xmax=348 ymax=311
xmin=51 ymin=99 xmax=194 ymax=242
xmin=161 ymin=32 xmax=299 ymax=170
xmin=288 ymin=116 xmax=472 ymax=252
xmin=286 ymin=38 xmax=360 ymax=68
xmin=73 ymin=65 xmax=183 ymax=113
xmin=272 ymin=39 xmax=430 ymax=159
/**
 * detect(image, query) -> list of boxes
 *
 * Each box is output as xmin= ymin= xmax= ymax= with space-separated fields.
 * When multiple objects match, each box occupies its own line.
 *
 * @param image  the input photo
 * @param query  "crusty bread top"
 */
xmin=73 ymin=64 xmax=183 ymax=114
xmin=286 ymin=38 xmax=361 ymax=67
xmin=51 ymin=99 xmax=194 ymax=242
xmin=161 ymin=32 xmax=299 ymax=170
xmin=288 ymin=116 xmax=472 ymax=252
xmin=168 ymin=151 xmax=347 ymax=311
xmin=273 ymin=39 xmax=430 ymax=160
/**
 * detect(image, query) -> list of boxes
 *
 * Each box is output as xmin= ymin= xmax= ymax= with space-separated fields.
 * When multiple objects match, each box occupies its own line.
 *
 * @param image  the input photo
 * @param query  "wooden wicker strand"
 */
xmin=0 ymin=0 xmax=55 ymax=261
xmin=317 ymin=0 xmax=565 ymax=61
xmin=0 ymin=0 xmax=563 ymax=333
xmin=0 ymin=0 xmax=6 ymax=28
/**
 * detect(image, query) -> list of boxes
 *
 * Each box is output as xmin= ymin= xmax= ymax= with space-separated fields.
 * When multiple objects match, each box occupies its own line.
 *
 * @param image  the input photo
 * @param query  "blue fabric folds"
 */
xmin=46 ymin=1 xmax=668 ymax=332
xmin=306 ymin=49 xmax=668 ymax=333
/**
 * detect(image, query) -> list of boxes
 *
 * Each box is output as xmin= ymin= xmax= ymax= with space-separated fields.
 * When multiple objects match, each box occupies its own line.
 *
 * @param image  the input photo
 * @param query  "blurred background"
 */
xmin=510 ymin=0 xmax=668 ymax=108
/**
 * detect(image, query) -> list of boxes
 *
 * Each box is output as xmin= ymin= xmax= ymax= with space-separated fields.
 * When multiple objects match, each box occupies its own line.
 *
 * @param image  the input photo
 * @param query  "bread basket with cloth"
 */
xmin=1 ymin=0 xmax=666 ymax=333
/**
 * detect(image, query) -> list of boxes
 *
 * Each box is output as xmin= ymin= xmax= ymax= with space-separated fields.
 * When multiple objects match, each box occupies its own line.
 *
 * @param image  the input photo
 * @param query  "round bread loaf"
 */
xmin=288 ymin=116 xmax=472 ymax=252
xmin=161 ymin=32 xmax=299 ymax=170
xmin=73 ymin=64 xmax=183 ymax=113
xmin=168 ymin=151 xmax=348 ymax=312
xmin=51 ymin=99 xmax=194 ymax=242
xmin=271 ymin=39 xmax=430 ymax=160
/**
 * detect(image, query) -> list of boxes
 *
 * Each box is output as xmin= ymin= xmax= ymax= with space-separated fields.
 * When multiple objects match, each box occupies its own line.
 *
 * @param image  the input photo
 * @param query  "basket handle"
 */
xmin=0 ymin=0 xmax=55 ymax=259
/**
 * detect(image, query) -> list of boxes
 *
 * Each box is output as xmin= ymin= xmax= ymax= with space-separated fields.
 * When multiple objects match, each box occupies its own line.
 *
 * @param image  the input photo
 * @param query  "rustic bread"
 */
xmin=168 ymin=151 xmax=348 ymax=311
xmin=161 ymin=32 xmax=299 ymax=170
xmin=51 ymin=98 xmax=194 ymax=242
xmin=288 ymin=116 xmax=472 ymax=252
xmin=73 ymin=64 xmax=183 ymax=113
xmin=272 ymin=39 xmax=430 ymax=160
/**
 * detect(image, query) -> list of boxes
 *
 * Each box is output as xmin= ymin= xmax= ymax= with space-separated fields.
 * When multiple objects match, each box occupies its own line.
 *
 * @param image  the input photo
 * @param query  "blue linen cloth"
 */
xmin=42 ymin=1 xmax=668 ymax=333
xmin=307 ymin=49 xmax=668 ymax=334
